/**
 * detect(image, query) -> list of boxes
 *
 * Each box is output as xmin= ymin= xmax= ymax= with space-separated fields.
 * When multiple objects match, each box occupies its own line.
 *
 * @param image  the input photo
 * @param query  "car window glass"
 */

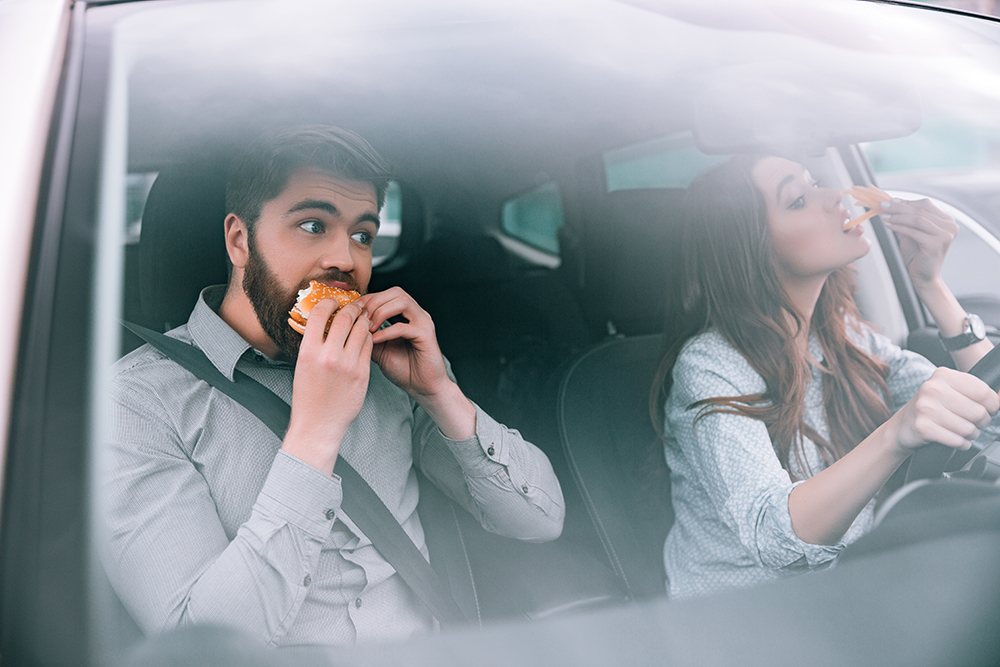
xmin=374 ymin=180 xmax=401 ymax=266
xmin=604 ymin=133 xmax=726 ymax=191
xmin=865 ymin=110 xmax=1000 ymax=173
xmin=862 ymin=10 xmax=1000 ymax=315
xmin=126 ymin=173 xmax=156 ymax=245
xmin=65 ymin=1 xmax=1000 ymax=662
xmin=500 ymin=181 xmax=563 ymax=255
xmin=885 ymin=189 xmax=1000 ymax=312
xmin=943 ymin=224 xmax=1000 ymax=303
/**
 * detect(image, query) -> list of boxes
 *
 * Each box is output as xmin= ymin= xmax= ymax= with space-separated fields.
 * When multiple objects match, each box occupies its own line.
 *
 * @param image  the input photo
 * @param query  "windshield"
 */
xmin=67 ymin=0 xmax=1000 ymax=664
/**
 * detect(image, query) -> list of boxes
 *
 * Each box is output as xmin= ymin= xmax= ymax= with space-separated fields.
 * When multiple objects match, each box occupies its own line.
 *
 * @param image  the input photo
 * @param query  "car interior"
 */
xmin=114 ymin=140 xmax=921 ymax=628
xmin=121 ymin=156 xmax=630 ymax=625
xmin=6 ymin=1 xmax=1000 ymax=665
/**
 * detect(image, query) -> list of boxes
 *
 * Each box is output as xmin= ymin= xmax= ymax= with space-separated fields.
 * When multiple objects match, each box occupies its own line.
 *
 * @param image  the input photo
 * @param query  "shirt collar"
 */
xmin=188 ymin=285 xmax=256 ymax=381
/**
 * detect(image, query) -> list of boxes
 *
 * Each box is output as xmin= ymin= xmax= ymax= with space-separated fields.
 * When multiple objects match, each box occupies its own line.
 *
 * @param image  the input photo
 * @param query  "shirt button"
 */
xmin=324 ymin=509 xmax=336 ymax=521
xmin=303 ymin=575 xmax=312 ymax=586
xmin=355 ymin=597 xmax=362 ymax=608
xmin=487 ymin=445 xmax=495 ymax=457
xmin=253 ymin=352 xmax=264 ymax=362
xmin=521 ymin=484 xmax=529 ymax=494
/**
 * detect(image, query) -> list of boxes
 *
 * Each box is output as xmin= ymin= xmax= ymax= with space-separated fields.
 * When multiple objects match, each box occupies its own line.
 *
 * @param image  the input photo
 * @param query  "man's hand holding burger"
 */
xmin=282 ymin=298 xmax=373 ymax=476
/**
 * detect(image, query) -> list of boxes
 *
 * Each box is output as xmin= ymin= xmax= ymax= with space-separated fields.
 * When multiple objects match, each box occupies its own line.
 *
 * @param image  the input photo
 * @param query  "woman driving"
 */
xmin=651 ymin=154 xmax=1000 ymax=599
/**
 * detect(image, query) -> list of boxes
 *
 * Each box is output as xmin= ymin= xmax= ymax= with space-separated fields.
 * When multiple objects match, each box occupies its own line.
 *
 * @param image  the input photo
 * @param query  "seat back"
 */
xmin=573 ymin=188 xmax=687 ymax=338
xmin=137 ymin=163 xmax=230 ymax=332
xmin=557 ymin=334 xmax=673 ymax=600
xmin=399 ymin=232 xmax=591 ymax=430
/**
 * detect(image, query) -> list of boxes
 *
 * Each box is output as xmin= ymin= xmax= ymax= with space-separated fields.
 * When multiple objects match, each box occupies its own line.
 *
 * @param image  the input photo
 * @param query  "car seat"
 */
xmin=569 ymin=188 xmax=687 ymax=339
xmin=555 ymin=187 xmax=689 ymax=599
xmin=393 ymin=230 xmax=591 ymax=432
xmin=120 ymin=162 xmax=230 ymax=345
xmin=558 ymin=334 xmax=673 ymax=600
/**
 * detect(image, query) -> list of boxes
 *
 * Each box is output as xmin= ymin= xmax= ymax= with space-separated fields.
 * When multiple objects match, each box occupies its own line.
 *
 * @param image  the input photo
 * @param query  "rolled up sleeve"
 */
xmin=670 ymin=341 xmax=844 ymax=575
xmin=414 ymin=402 xmax=564 ymax=543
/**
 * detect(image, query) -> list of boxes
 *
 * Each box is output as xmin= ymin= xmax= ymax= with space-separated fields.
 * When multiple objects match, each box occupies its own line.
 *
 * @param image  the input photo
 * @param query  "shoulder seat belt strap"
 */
xmin=121 ymin=322 xmax=467 ymax=627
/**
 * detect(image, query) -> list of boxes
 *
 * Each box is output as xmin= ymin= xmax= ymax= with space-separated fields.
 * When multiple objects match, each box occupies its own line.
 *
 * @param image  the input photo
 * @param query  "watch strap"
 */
xmin=940 ymin=314 xmax=986 ymax=351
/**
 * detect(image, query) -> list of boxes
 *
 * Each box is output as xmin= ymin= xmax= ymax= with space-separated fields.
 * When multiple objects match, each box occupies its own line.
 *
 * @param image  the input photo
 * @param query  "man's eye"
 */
xmin=789 ymin=195 xmax=805 ymax=210
xmin=351 ymin=230 xmax=374 ymax=246
xmin=299 ymin=220 xmax=323 ymax=234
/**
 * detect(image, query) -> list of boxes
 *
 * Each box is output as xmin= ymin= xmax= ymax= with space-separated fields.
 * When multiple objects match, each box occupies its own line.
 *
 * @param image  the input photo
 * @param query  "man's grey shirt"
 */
xmin=105 ymin=286 xmax=564 ymax=646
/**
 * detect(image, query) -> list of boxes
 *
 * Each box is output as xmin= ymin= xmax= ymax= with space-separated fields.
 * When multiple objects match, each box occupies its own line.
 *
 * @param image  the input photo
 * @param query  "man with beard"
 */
xmin=105 ymin=126 xmax=565 ymax=647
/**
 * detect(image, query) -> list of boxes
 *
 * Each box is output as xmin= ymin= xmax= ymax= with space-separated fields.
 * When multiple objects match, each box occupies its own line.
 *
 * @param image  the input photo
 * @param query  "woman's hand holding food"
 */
xmin=878 ymin=196 xmax=959 ymax=291
xmin=881 ymin=195 xmax=994 ymax=372
xmin=842 ymin=188 xmax=956 ymax=289
xmin=848 ymin=188 xmax=991 ymax=371
xmin=283 ymin=299 xmax=374 ymax=475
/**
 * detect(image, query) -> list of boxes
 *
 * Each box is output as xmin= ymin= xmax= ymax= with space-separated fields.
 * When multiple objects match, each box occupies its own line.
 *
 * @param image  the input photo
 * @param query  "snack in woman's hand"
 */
xmin=288 ymin=280 xmax=362 ymax=335
xmin=841 ymin=185 xmax=892 ymax=231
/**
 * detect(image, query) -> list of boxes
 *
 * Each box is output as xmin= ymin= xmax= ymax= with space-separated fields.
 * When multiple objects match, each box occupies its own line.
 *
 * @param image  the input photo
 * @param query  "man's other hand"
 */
xmin=360 ymin=288 xmax=476 ymax=440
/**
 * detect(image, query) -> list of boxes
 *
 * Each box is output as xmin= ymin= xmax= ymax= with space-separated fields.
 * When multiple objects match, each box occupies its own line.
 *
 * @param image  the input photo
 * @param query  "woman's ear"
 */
xmin=224 ymin=213 xmax=249 ymax=269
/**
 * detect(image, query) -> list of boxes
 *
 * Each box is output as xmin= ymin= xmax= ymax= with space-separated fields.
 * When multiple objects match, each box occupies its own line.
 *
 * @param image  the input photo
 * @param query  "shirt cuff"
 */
xmin=763 ymin=481 xmax=844 ymax=571
xmin=436 ymin=403 xmax=509 ymax=477
xmin=254 ymin=450 xmax=343 ymax=539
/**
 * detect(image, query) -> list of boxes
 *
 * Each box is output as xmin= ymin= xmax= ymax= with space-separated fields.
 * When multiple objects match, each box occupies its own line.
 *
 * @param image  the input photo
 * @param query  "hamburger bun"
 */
xmin=288 ymin=280 xmax=362 ymax=335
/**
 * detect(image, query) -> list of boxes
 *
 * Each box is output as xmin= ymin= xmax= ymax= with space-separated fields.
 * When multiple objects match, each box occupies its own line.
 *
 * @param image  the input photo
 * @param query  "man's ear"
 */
xmin=224 ymin=213 xmax=250 ymax=269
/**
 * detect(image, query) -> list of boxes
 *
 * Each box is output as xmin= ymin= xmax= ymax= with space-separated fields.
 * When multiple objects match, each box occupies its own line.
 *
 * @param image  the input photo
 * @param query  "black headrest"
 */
xmin=588 ymin=188 xmax=687 ymax=337
xmin=409 ymin=232 xmax=512 ymax=285
xmin=139 ymin=163 xmax=229 ymax=331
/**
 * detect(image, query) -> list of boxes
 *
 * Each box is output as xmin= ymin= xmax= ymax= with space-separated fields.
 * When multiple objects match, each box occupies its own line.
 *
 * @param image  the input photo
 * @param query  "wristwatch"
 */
xmin=940 ymin=313 xmax=987 ymax=351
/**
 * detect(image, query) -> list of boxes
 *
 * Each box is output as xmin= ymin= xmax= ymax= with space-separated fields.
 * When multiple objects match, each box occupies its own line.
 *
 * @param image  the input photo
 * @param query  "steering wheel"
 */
xmin=904 ymin=343 xmax=1000 ymax=483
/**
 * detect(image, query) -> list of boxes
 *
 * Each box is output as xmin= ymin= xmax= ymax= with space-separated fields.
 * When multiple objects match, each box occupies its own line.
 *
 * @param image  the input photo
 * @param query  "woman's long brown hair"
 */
xmin=649 ymin=155 xmax=892 ymax=478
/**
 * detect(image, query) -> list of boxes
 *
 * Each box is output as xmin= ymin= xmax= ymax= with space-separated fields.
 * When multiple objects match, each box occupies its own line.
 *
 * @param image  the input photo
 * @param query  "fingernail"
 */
xmin=881 ymin=213 xmax=891 ymax=220
xmin=892 ymin=197 xmax=901 ymax=203
xmin=880 ymin=201 xmax=891 ymax=209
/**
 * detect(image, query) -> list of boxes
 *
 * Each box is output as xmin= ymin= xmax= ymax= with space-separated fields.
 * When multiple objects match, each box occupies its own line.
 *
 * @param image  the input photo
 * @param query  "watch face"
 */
xmin=971 ymin=314 xmax=987 ymax=340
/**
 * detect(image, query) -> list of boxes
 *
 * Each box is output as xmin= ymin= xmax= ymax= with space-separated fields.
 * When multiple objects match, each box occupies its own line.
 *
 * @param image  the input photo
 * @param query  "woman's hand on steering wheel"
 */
xmin=888 ymin=366 xmax=999 ymax=456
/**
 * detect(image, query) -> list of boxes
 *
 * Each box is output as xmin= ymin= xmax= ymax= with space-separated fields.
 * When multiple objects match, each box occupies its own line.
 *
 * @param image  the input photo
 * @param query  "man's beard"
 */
xmin=242 ymin=234 xmax=362 ymax=361
xmin=243 ymin=240 xmax=303 ymax=361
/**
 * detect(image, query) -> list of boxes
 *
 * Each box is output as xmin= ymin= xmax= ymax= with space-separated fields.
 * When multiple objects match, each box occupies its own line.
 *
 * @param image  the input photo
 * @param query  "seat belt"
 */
xmin=122 ymin=321 xmax=468 ymax=627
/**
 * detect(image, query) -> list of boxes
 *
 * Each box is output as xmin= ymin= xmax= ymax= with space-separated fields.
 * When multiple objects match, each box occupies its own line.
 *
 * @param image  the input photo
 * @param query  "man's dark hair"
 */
xmin=226 ymin=125 xmax=392 ymax=231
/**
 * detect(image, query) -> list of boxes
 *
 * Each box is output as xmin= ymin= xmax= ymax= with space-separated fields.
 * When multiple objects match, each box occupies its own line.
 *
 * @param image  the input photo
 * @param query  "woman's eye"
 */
xmin=351 ymin=230 xmax=375 ymax=246
xmin=789 ymin=195 xmax=805 ymax=210
xmin=299 ymin=220 xmax=323 ymax=234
